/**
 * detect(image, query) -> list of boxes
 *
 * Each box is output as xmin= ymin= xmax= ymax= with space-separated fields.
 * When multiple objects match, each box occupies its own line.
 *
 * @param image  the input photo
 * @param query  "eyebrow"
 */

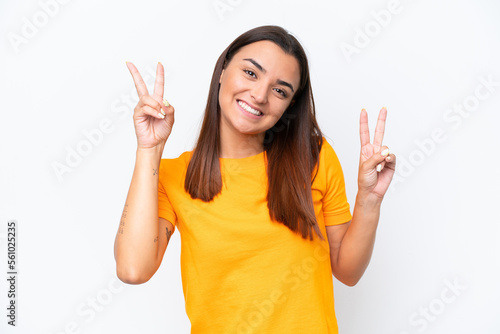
xmin=243 ymin=58 xmax=295 ymax=93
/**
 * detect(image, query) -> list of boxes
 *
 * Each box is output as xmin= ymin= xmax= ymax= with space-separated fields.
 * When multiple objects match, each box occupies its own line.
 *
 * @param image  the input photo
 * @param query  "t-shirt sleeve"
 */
xmin=321 ymin=139 xmax=353 ymax=226
xmin=158 ymin=160 xmax=177 ymax=229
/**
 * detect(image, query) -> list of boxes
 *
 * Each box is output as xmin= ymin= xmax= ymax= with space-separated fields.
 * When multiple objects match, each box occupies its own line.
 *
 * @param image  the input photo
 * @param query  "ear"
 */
xmin=290 ymin=99 xmax=296 ymax=107
xmin=219 ymin=69 xmax=225 ymax=84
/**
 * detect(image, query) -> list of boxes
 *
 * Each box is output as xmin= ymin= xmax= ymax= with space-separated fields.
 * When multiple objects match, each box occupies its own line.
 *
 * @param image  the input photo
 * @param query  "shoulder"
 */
xmin=319 ymin=137 xmax=341 ymax=166
xmin=159 ymin=151 xmax=193 ymax=180
xmin=160 ymin=151 xmax=193 ymax=168
xmin=313 ymin=137 xmax=345 ymax=186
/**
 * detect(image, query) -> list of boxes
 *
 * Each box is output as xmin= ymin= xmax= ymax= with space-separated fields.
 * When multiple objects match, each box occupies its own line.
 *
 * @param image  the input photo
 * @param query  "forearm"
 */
xmin=114 ymin=144 xmax=165 ymax=283
xmin=332 ymin=191 xmax=382 ymax=286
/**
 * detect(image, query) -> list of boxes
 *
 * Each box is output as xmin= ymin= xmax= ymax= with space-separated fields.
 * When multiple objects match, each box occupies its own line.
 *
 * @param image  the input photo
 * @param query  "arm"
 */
xmin=114 ymin=61 xmax=176 ymax=284
xmin=327 ymin=107 xmax=396 ymax=286
xmin=326 ymin=192 xmax=381 ymax=286
xmin=114 ymin=145 xmax=174 ymax=284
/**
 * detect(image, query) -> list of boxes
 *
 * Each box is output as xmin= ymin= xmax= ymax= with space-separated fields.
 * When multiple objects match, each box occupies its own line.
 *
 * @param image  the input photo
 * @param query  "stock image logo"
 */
xmin=340 ymin=0 xmax=403 ymax=64
xmin=390 ymin=74 xmax=499 ymax=192
xmin=7 ymin=0 xmax=74 ymax=53
xmin=51 ymin=65 xmax=158 ymax=183
xmin=212 ymin=0 xmax=244 ymax=21
xmin=400 ymin=277 xmax=467 ymax=334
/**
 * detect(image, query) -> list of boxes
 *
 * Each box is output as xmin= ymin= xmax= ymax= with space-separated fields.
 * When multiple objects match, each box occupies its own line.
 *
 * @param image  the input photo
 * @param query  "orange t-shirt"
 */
xmin=158 ymin=138 xmax=352 ymax=333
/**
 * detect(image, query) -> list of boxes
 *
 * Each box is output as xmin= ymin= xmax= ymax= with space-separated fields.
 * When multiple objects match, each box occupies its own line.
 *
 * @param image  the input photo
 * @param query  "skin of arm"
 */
xmin=326 ymin=107 xmax=395 ymax=286
xmin=113 ymin=143 xmax=174 ymax=284
xmin=325 ymin=191 xmax=382 ymax=287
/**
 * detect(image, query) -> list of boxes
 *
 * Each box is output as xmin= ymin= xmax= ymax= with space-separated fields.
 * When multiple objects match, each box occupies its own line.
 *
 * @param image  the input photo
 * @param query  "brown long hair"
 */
xmin=184 ymin=25 xmax=325 ymax=241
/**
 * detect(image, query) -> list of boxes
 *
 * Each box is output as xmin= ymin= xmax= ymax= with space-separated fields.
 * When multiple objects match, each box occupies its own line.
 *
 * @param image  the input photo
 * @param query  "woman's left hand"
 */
xmin=357 ymin=107 xmax=396 ymax=200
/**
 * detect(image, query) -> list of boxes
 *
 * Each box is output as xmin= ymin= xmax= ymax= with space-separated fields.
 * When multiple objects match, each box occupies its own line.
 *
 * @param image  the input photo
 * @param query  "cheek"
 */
xmin=269 ymin=100 xmax=291 ymax=119
xmin=225 ymin=73 xmax=246 ymax=94
xmin=219 ymin=75 xmax=237 ymax=105
xmin=218 ymin=81 xmax=233 ymax=107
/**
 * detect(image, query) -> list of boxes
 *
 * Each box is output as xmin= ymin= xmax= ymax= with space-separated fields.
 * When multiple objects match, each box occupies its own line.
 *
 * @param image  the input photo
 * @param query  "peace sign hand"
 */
xmin=126 ymin=62 xmax=175 ymax=149
xmin=357 ymin=107 xmax=397 ymax=200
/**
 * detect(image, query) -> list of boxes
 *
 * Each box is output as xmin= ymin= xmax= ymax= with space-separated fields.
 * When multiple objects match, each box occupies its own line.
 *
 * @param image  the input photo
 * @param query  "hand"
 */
xmin=126 ymin=62 xmax=175 ymax=149
xmin=357 ymin=107 xmax=396 ymax=200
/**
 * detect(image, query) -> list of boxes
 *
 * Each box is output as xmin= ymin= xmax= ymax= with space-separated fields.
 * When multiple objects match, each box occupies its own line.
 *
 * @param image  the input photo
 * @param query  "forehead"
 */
xmin=231 ymin=40 xmax=300 ymax=82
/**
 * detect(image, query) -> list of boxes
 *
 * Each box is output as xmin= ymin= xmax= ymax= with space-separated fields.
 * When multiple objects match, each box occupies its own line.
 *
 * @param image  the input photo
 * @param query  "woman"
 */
xmin=114 ymin=25 xmax=396 ymax=333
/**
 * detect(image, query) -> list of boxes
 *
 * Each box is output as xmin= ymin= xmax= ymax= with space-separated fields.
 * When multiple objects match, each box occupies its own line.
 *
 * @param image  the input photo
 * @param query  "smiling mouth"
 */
xmin=238 ymin=100 xmax=263 ymax=116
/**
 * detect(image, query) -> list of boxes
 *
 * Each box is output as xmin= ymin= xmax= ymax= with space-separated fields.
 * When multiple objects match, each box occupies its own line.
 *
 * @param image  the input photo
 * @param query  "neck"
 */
xmin=219 ymin=123 xmax=265 ymax=159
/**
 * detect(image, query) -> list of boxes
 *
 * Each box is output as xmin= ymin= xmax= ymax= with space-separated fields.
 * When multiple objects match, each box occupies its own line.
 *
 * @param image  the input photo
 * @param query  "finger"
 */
xmin=138 ymin=95 xmax=163 ymax=111
xmin=372 ymin=107 xmax=387 ymax=152
xmin=379 ymin=153 xmax=397 ymax=172
xmin=163 ymin=104 xmax=175 ymax=123
xmin=376 ymin=161 xmax=385 ymax=172
xmin=162 ymin=103 xmax=174 ymax=118
xmin=139 ymin=95 xmax=174 ymax=122
xmin=384 ymin=153 xmax=396 ymax=167
xmin=126 ymin=61 xmax=149 ymax=98
xmin=359 ymin=109 xmax=370 ymax=147
xmin=385 ymin=152 xmax=395 ymax=163
xmin=137 ymin=104 xmax=166 ymax=120
xmin=378 ymin=146 xmax=391 ymax=172
xmin=367 ymin=145 xmax=390 ymax=171
xmin=152 ymin=62 xmax=165 ymax=100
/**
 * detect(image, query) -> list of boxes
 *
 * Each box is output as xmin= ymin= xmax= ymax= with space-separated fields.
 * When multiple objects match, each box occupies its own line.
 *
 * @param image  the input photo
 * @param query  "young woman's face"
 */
xmin=218 ymin=40 xmax=301 ymax=140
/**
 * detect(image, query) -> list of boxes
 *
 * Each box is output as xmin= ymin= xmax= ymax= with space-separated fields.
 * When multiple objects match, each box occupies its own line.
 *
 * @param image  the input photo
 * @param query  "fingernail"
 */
xmin=160 ymin=108 xmax=166 ymax=116
xmin=376 ymin=164 xmax=382 ymax=172
xmin=381 ymin=148 xmax=390 ymax=156
xmin=163 ymin=99 xmax=170 ymax=107
xmin=158 ymin=112 xmax=165 ymax=119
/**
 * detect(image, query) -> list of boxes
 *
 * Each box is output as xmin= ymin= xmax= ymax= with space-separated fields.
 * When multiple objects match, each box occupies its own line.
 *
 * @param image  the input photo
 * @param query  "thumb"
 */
xmin=365 ymin=146 xmax=390 ymax=172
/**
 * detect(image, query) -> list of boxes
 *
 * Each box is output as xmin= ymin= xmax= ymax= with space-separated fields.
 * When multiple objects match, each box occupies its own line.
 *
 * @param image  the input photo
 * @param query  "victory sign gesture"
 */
xmin=357 ymin=107 xmax=397 ymax=200
xmin=126 ymin=62 xmax=175 ymax=149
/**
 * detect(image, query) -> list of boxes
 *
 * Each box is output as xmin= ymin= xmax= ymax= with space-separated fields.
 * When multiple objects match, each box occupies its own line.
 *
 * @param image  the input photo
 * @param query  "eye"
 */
xmin=274 ymin=88 xmax=287 ymax=98
xmin=244 ymin=69 xmax=256 ymax=78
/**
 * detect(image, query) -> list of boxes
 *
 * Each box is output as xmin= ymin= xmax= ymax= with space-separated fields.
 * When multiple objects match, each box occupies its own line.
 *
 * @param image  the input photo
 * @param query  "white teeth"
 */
xmin=238 ymin=101 xmax=262 ymax=116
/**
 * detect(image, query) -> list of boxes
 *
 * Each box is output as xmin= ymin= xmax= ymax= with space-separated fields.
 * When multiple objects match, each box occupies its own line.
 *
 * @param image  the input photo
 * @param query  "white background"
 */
xmin=1 ymin=0 xmax=499 ymax=333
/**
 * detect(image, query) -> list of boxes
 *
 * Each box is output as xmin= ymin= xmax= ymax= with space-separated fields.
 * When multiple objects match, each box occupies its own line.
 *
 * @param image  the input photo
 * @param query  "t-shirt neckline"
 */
xmin=219 ymin=150 xmax=267 ymax=171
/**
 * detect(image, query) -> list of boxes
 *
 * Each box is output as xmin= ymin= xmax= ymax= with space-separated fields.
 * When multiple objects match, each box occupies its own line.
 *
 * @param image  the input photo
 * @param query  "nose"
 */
xmin=250 ymin=82 xmax=268 ymax=104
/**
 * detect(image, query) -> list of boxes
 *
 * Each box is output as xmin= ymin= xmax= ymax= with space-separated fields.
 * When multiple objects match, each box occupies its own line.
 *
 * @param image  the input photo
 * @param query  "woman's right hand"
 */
xmin=126 ymin=62 xmax=175 ymax=149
